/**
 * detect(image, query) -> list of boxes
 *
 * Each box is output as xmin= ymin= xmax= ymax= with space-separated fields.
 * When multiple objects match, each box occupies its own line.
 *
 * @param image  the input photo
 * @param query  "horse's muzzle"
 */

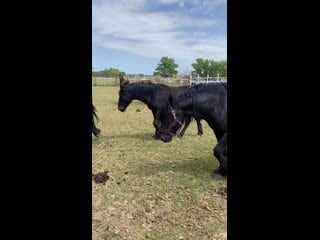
xmin=159 ymin=133 xmax=173 ymax=143
xmin=118 ymin=106 xmax=125 ymax=112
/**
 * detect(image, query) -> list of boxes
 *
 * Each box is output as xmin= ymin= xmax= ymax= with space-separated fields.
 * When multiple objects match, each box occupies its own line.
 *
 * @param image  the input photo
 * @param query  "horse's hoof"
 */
xmin=176 ymin=136 xmax=182 ymax=140
xmin=96 ymin=131 xmax=101 ymax=138
xmin=213 ymin=168 xmax=227 ymax=177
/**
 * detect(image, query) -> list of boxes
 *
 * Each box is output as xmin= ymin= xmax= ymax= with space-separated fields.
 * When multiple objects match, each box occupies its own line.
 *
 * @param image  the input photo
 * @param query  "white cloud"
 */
xmin=158 ymin=0 xmax=180 ymax=4
xmin=92 ymin=0 xmax=227 ymax=63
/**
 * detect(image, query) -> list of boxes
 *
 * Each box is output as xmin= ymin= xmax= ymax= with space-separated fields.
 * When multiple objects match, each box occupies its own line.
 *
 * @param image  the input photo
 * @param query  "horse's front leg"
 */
xmin=195 ymin=118 xmax=203 ymax=136
xmin=213 ymin=132 xmax=227 ymax=176
xmin=152 ymin=116 xmax=161 ymax=140
xmin=177 ymin=117 xmax=191 ymax=139
xmin=152 ymin=129 xmax=160 ymax=139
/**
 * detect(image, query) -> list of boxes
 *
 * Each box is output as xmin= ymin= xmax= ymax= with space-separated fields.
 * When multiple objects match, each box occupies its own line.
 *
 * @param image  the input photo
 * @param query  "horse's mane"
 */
xmin=173 ymin=84 xmax=199 ymax=103
xmin=139 ymin=80 xmax=154 ymax=84
xmin=127 ymin=82 xmax=170 ymax=90
xmin=173 ymin=83 xmax=226 ymax=106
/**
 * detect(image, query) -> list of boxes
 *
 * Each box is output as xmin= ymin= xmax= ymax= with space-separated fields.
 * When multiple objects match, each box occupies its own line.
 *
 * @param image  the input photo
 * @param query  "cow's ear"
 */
xmin=168 ymin=95 xmax=174 ymax=107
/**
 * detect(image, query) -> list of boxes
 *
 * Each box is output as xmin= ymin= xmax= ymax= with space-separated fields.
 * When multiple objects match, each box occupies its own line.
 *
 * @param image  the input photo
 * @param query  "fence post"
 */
xmin=207 ymin=74 xmax=209 ymax=84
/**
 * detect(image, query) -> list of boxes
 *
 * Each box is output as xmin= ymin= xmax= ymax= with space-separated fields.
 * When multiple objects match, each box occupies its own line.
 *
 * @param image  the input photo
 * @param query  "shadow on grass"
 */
xmin=97 ymin=132 xmax=159 ymax=142
xmin=129 ymin=156 xmax=226 ymax=180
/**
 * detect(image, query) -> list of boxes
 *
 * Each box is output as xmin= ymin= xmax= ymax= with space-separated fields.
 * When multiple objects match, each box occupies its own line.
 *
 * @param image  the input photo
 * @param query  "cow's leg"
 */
xmin=213 ymin=132 xmax=227 ymax=176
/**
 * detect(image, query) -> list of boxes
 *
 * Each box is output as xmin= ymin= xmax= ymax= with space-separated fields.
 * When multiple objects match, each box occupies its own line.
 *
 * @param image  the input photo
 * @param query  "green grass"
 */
xmin=92 ymin=77 xmax=118 ymax=86
xmin=92 ymin=86 xmax=227 ymax=240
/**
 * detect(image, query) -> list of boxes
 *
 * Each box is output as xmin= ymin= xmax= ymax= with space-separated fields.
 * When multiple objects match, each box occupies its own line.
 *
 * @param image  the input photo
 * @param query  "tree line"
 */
xmin=93 ymin=57 xmax=227 ymax=78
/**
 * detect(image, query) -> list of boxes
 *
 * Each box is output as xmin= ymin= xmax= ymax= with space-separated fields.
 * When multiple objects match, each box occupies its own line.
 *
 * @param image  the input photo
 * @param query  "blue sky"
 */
xmin=92 ymin=0 xmax=227 ymax=75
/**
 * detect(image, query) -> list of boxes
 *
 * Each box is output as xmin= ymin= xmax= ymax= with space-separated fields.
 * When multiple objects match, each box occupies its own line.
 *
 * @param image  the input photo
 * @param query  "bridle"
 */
xmin=158 ymin=107 xmax=183 ymax=136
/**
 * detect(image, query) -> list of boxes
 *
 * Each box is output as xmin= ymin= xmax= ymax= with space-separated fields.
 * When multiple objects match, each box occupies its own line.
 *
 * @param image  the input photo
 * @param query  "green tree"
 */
xmin=106 ymin=68 xmax=122 ymax=77
xmin=192 ymin=58 xmax=227 ymax=77
xmin=192 ymin=58 xmax=211 ymax=77
xmin=209 ymin=61 xmax=227 ymax=77
xmin=93 ymin=68 xmax=125 ymax=77
xmin=153 ymin=57 xmax=178 ymax=77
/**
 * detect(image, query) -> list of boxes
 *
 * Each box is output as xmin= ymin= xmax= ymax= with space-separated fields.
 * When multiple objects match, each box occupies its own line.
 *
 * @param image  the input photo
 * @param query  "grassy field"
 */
xmin=92 ymin=86 xmax=227 ymax=240
xmin=92 ymin=77 xmax=118 ymax=86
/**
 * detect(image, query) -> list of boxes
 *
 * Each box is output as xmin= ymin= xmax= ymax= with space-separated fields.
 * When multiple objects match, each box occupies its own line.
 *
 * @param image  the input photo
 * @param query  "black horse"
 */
xmin=156 ymin=83 xmax=227 ymax=175
xmin=92 ymin=103 xmax=101 ymax=138
xmin=118 ymin=81 xmax=203 ymax=139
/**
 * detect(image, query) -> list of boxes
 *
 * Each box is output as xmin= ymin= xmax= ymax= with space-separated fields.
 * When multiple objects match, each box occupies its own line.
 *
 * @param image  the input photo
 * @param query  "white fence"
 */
xmin=92 ymin=75 xmax=227 ymax=86
xmin=189 ymin=75 xmax=227 ymax=85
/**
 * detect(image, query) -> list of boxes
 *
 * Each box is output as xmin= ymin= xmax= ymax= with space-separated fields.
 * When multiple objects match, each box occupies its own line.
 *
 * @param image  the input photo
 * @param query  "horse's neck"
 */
xmin=179 ymin=96 xmax=195 ymax=113
xmin=181 ymin=93 xmax=226 ymax=140
xmin=131 ymin=84 xmax=155 ymax=106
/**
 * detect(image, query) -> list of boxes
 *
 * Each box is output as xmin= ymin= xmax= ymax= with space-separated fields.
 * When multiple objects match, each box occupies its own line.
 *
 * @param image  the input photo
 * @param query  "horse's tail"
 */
xmin=92 ymin=104 xmax=99 ymax=123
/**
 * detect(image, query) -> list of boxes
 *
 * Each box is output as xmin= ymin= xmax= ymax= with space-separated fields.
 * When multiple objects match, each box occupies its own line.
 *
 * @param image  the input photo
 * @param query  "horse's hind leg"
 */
xmin=92 ymin=104 xmax=101 ymax=138
xmin=213 ymin=133 xmax=227 ymax=176
xmin=195 ymin=118 xmax=203 ymax=136
xmin=92 ymin=124 xmax=101 ymax=138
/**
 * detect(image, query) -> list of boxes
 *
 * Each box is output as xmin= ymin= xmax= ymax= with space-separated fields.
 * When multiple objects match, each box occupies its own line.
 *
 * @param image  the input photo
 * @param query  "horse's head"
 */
xmin=155 ymin=95 xmax=185 ymax=142
xmin=119 ymin=75 xmax=130 ymax=86
xmin=118 ymin=84 xmax=132 ymax=112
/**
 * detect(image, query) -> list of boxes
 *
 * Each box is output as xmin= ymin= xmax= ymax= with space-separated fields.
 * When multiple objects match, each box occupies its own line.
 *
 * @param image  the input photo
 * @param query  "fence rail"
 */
xmin=92 ymin=75 xmax=227 ymax=87
xmin=189 ymin=76 xmax=227 ymax=85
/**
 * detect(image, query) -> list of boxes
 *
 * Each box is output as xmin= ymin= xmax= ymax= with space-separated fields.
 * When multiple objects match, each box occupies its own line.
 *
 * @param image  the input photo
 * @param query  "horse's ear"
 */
xmin=168 ymin=95 xmax=174 ymax=107
xmin=120 ymin=77 xmax=130 ymax=86
xmin=121 ymin=80 xmax=130 ymax=86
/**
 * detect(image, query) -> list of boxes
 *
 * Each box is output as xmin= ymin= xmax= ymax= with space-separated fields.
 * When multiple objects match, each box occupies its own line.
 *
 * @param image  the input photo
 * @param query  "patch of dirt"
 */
xmin=92 ymin=171 xmax=109 ymax=184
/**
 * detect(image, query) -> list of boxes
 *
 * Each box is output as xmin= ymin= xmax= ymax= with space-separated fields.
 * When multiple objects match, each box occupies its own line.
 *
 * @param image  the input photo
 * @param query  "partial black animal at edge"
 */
xmin=155 ymin=83 xmax=227 ymax=176
xmin=118 ymin=76 xmax=203 ymax=140
xmin=92 ymin=103 xmax=101 ymax=138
